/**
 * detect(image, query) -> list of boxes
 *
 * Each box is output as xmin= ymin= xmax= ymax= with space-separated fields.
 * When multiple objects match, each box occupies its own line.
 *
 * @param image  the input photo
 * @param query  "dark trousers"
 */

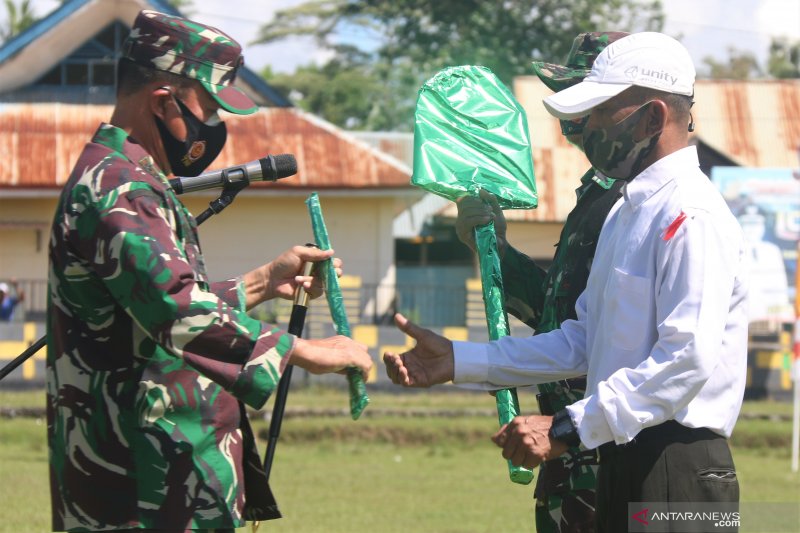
xmin=595 ymin=420 xmax=739 ymax=533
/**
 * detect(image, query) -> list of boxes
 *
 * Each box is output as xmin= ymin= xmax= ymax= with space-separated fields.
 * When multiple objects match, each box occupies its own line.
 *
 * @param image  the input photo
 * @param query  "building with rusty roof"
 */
xmin=2 ymin=4 xmax=798 ymax=399
xmin=1 ymin=0 xmax=798 ymax=332
xmin=0 ymin=0 xmax=417 ymax=321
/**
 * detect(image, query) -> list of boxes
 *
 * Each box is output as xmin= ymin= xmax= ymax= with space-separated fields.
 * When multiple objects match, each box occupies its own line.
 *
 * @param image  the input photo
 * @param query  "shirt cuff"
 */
xmin=230 ymin=330 xmax=296 ymax=410
xmin=452 ymin=341 xmax=490 ymax=384
xmin=567 ymin=395 xmax=615 ymax=450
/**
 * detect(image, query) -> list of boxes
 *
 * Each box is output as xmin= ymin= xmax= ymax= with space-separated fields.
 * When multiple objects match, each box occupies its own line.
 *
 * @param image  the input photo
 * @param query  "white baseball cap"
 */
xmin=543 ymin=32 xmax=696 ymax=119
xmin=0 ymin=283 xmax=8 ymax=293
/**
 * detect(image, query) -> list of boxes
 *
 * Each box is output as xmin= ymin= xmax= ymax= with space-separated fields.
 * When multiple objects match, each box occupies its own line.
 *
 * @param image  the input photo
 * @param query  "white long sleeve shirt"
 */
xmin=454 ymin=146 xmax=749 ymax=449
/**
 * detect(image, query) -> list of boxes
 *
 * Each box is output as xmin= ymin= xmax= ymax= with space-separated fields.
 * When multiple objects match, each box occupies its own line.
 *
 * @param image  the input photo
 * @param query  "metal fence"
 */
xmin=360 ymin=282 xmax=468 ymax=327
xmin=250 ymin=282 xmax=471 ymax=328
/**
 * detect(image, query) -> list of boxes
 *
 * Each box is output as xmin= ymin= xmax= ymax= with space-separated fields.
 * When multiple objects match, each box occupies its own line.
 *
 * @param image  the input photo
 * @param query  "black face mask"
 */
xmin=155 ymin=95 xmax=227 ymax=177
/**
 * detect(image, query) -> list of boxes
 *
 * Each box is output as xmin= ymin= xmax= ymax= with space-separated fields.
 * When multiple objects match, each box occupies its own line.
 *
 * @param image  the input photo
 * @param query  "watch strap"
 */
xmin=549 ymin=408 xmax=581 ymax=448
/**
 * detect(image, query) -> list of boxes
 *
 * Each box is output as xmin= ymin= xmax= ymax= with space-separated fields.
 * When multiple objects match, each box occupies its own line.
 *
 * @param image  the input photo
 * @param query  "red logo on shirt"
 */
xmin=662 ymin=211 xmax=687 ymax=241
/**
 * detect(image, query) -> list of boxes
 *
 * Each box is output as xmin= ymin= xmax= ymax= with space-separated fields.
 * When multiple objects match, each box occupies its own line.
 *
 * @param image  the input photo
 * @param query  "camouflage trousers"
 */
xmin=533 ymin=378 xmax=599 ymax=533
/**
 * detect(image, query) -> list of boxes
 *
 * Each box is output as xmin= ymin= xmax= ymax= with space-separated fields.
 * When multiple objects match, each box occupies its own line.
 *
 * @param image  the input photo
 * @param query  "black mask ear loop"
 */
xmin=154 ymin=85 xmax=180 ymax=124
xmin=688 ymin=94 xmax=696 ymax=132
xmin=157 ymin=86 xmax=180 ymax=112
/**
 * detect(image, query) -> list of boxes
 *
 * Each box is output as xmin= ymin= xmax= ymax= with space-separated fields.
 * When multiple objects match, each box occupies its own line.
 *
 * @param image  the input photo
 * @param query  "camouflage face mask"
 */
xmin=559 ymin=116 xmax=589 ymax=137
xmin=582 ymin=101 xmax=660 ymax=180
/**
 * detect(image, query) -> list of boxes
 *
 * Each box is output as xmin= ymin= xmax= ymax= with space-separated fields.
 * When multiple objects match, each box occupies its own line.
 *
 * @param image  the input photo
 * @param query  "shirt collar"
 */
xmin=93 ymin=123 xmax=169 ymax=186
xmin=623 ymin=146 xmax=699 ymax=208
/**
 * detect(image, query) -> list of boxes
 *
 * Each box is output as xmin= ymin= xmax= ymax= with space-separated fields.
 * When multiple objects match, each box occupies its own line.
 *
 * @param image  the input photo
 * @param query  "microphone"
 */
xmin=169 ymin=154 xmax=297 ymax=194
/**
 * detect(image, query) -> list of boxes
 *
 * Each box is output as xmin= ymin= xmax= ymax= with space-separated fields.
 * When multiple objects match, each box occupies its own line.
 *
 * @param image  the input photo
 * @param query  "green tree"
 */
xmin=701 ymin=47 xmax=762 ymax=80
xmin=767 ymin=37 xmax=800 ymax=79
xmin=254 ymin=0 xmax=665 ymax=130
xmin=0 ymin=0 xmax=37 ymax=42
xmin=264 ymin=45 xmax=388 ymax=129
xmin=168 ymin=0 xmax=195 ymax=17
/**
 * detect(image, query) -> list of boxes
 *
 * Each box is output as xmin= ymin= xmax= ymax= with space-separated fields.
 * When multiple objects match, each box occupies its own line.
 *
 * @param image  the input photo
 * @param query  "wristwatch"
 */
xmin=549 ymin=408 xmax=581 ymax=448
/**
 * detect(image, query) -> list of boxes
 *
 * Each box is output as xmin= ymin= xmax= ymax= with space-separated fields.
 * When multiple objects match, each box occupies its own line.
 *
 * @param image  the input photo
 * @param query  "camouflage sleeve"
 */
xmin=209 ymin=278 xmax=246 ymax=311
xmin=500 ymin=245 xmax=548 ymax=330
xmin=74 ymin=184 xmax=289 ymax=409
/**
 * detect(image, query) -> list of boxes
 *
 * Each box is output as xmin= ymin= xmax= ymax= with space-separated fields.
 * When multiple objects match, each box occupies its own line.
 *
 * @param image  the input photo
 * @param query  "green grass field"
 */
xmin=1 ymin=387 xmax=798 ymax=532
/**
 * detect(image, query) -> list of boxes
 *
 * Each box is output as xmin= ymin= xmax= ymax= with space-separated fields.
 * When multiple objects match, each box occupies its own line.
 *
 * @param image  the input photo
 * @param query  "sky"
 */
xmin=4 ymin=0 xmax=800 ymax=76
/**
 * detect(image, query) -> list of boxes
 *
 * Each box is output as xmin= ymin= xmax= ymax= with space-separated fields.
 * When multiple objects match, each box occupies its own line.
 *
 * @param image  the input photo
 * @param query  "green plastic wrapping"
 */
xmin=476 ymin=223 xmax=534 ymax=485
xmin=412 ymin=65 xmax=537 ymax=210
xmin=306 ymin=192 xmax=370 ymax=420
xmin=412 ymin=65 xmax=536 ymax=485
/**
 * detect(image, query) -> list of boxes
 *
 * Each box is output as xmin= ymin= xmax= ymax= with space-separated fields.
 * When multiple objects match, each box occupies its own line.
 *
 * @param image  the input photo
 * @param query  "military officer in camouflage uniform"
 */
xmin=46 ymin=10 xmax=372 ymax=532
xmin=456 ymin=32 xmax=628 ymax=533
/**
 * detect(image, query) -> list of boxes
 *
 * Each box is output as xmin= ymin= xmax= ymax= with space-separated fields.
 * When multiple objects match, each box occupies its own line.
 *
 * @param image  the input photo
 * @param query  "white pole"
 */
xmin=792 ymin=319 xmax=799 ymax=473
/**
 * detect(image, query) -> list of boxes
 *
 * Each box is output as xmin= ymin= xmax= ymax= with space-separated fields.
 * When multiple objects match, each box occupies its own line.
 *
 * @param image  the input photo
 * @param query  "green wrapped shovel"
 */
xmin=413 ymin=65 xmax=537 ymax=484
xmin=306 ymin=192 xmax=370 ymax=420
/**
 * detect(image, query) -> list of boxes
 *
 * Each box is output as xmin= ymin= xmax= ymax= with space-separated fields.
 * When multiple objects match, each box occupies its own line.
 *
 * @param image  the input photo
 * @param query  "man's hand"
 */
xmin=291 ymin=335 xmax=373 ymax=381
xmin=455 ymin=189 xmax=507 ymax=255
xmin=382 ymin=313 xmax=455 ymax=387
xmin=244 ymin=245 xmax=343 ymax=308
xmin=491 ymin=415 xmax=568 ymax=469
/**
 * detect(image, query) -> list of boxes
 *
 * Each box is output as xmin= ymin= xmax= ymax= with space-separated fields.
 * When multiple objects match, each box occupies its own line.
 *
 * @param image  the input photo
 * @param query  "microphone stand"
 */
xmin=194 ymin=169 xmax=251 ymax=225
xmin=262 ymin=258 xmax=314 ymax=483
xmin=0 ymin=178 xmax=249 ymax=381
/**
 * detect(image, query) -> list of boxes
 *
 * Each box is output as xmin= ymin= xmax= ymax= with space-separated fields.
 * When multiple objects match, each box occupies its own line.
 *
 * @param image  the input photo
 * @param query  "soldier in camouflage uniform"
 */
xmin=456 ymin=32 xmax=628 ymax=533
xmin=46 ymin=10 xmax=372 ymax=533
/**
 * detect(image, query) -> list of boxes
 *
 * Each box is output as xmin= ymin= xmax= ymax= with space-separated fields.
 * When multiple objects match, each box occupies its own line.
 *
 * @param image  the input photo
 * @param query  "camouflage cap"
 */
xmin=531 ymin=31 xmax=630 ymax=93
xmin=122 ymin=10 xmax=257 ymax=115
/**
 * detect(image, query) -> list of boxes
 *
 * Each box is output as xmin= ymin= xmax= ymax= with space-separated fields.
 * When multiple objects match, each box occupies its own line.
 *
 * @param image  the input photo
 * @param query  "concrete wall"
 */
xmin=0 ymin=191 xmax=402 ymax=317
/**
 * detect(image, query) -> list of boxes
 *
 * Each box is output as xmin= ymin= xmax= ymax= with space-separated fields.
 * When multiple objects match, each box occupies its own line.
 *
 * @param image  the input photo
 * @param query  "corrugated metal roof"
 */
xmin=692 ymin=80 xmax=800 ymax=167
xmin=0 ymin=104 xmax=411 ymax=190
xmin=515 ymin=77 xmax=800 ymax=169
xmin=350 ymin=131 xmax=416 ymax=169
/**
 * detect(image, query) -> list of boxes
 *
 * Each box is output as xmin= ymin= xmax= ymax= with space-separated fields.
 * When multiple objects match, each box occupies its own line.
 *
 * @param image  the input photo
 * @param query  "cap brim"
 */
xmin=531 ymin=61 xmax=590 ymax=93
xmin=542 ymin=80 xmax=631 ymax=119
xmin=203 ymin=82 xmax=258 ymax=115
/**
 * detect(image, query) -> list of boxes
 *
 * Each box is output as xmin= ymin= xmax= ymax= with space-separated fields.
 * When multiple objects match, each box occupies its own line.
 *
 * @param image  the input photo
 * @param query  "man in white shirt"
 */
xmin=384 ymin=32 xmax=748 ymax=532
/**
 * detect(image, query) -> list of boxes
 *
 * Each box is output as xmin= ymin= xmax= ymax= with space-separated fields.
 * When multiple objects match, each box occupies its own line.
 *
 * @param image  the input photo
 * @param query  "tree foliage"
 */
xmin=254 ymin=0 xmax=665 ymax=130
xmin=701 ymin=47 xmax=762 ymax=80
xmin=167 ymin=0 xmax=195 ymax=17
xmin=700 ymin=38 xmax=800 ymax=81
xmin=0 ymin=0 xmax=36 ymax=42
xmin=767 ymin=38 xmax=800 ymax=79
xmin=265 ymin=46 xmax=386 ymax=129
